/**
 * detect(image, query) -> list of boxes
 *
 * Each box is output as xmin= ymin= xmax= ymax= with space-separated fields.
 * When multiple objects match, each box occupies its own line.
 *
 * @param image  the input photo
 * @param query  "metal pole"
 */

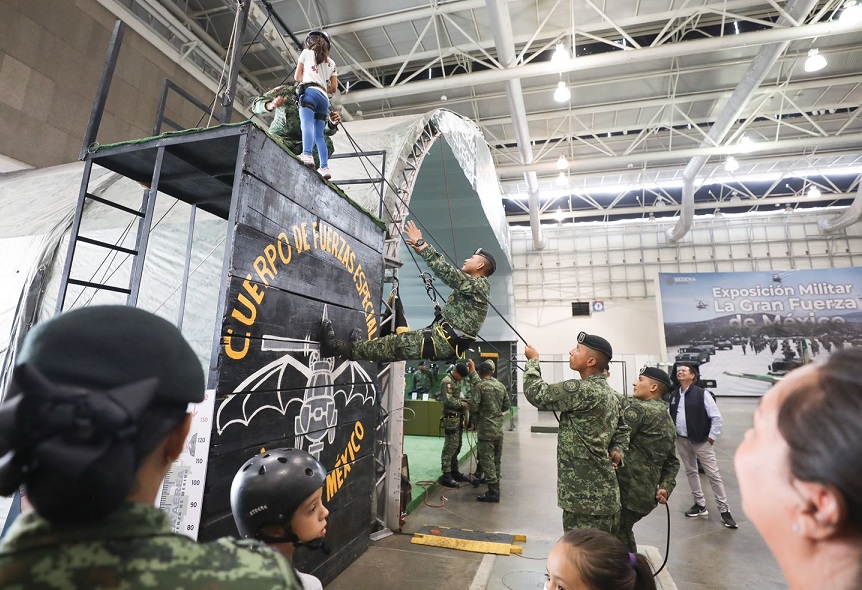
xmin=219 ymin=1 xmax=252 ymax=124
xmin=80 ymin=20 xmax=125 ymax=160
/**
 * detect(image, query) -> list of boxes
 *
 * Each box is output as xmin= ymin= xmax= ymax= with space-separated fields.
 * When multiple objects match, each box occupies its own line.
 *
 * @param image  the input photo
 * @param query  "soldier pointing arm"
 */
xmin=522 ymin=333 xmax=630 ymax=534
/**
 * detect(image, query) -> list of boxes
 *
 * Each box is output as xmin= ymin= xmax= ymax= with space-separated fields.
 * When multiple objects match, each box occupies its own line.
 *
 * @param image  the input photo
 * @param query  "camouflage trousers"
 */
xmin=351 ymin=328 xmax=455 ymax=362
xmin=441 ymin=426 xmax=463 ymax=473
xmin=476 ymin=437 xmax=503 ymax=485
xmin=562 ymin=510 xmax=620 ymax=535
xmin=615 ymin=508 xmax=648 ymax=552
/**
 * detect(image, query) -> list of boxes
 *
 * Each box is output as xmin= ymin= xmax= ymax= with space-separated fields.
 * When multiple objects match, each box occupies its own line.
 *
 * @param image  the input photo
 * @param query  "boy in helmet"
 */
xmin=231 ymin=448 xmax=330 ymax=590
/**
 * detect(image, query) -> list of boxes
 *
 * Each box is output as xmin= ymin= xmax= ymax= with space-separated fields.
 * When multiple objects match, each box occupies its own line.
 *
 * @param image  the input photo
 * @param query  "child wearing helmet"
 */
xmin=294 ymin=30 xmax=338 ymax=180
xmin=231 ymin=448 xmax=330 ymax=590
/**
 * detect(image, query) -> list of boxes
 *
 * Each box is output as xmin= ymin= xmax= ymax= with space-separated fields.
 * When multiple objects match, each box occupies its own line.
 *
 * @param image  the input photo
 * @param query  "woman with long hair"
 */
xmin=294 ymin=30 xmax=338 ymax=179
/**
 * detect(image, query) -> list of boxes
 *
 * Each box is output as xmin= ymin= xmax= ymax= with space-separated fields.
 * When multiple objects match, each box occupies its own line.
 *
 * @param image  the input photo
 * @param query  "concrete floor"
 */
xmin=327 ymin=397 xmax=787 ymax=590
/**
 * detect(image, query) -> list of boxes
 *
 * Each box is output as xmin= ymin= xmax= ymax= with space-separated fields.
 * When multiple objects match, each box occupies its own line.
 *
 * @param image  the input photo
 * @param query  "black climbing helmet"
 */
xmin=305 ymin=30 xmax=331 ymax=50
xmin=230 ymin=448 xmax=327 ymax=540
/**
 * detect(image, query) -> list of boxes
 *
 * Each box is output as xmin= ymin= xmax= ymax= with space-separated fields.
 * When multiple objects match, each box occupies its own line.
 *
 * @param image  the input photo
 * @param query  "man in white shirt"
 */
xmin=667 ymin=364 xmax=738 ymax=529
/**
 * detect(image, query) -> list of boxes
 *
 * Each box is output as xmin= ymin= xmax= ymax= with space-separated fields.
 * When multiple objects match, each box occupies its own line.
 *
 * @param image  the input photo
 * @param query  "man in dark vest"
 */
xmin=667 ymin=364 xmax=738 ymax=529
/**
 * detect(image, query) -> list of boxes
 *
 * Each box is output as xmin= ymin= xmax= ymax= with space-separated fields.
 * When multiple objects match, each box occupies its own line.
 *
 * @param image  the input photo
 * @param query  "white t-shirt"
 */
xmin=298 ymin=48 xmax=337 ymax=94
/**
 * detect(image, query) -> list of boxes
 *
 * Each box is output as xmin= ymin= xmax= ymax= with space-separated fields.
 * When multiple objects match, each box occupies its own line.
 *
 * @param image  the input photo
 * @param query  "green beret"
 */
xmin=577 ymin=331 xmax=613 ymax=360
xmin=640 ymin=366 xmax=672 ymax=389
xmin=16 ymin=305 xmax=204 ymax=406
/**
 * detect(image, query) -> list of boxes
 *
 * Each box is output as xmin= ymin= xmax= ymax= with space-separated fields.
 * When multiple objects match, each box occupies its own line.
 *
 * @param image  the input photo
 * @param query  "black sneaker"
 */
xmin=685 ymin=503 xmax=708 ymax=517
xmin=720 ymin=511 xmax=738 ymax=529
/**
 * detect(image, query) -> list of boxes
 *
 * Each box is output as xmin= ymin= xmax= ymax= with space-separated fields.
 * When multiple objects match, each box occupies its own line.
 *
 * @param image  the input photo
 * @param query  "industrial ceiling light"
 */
xmin=553 ymin=80 xmax=571 ymax=102
xmin=556 ymin=155 xmax=570 ymax=170
xmin=808 ymin=186 xmax=822 ymax=198
xmin=784 ymin=204 xmax=794 ymax=214
xmin=555 ymin=171 xmax=568 ymax=187
xmin=551 ymin=43 xmax=571 ymax=68
xmin=714 ymin=209 xmax=724 ymax=218
xmin=804 ymin=48 xmax=827 ymax=72
xmin=737 ymin=135 xmax=755 ymax=153
xmin=724 ymin=156 xmax=740 ymax=172
xmin=648 ymin=212 xmax=656 ymax=221
xmin=840 ymin=0 xmax=862 ymax=24
xmin=554 ymin=208 xmax=566 ymax=223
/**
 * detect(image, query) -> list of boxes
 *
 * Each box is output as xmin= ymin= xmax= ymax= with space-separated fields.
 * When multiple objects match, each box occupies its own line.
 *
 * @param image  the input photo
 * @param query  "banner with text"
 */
xmin=658 ymin=268 xmax=862 ymax=395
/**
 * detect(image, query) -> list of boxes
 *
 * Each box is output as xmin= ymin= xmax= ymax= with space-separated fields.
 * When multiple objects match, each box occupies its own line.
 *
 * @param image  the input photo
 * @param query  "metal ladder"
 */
xmin=54 ymin=150 xmax=166 ymax=313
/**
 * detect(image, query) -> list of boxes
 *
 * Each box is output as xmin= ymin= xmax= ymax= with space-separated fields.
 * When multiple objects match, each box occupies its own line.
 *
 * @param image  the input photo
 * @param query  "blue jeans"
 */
xmin=299 ymin=88 xmax=329 ymax=168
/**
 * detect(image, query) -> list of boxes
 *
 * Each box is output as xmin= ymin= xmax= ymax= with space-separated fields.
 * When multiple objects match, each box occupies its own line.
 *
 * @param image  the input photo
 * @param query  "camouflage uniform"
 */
xmin=469 ymin=375 xmax=510 ymax=489
xmin=0 ymin=502 xmax=300 ymax=590
xmin=616 ymin=397 xmax=680 ymax=551
xmin=440 ymin=371 xmax=478 ymax=474
xmin=412 ymin=368 xmax=433 ymax=394
xmin=351 ymin=244 xmax=490 ymax=361
xmin=522 ymin=361 xmax=630 ymax=534
xmin=251 ymin=86 xmax=336 ymax=165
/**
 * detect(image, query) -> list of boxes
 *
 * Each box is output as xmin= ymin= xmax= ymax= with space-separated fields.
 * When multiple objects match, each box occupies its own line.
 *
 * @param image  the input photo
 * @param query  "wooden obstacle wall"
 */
xmin=199 ymin=127 xmax=385 ymax=584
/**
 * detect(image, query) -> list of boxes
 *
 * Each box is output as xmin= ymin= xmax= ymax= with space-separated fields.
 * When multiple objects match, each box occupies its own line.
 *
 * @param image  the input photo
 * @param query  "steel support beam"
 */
xmin=338 ymin=19 xmax=862 ymax=105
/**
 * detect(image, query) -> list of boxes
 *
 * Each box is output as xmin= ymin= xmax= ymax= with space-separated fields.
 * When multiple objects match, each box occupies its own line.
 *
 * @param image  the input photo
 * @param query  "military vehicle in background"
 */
xmin=675 ymin=347 xmax=709 ymax=364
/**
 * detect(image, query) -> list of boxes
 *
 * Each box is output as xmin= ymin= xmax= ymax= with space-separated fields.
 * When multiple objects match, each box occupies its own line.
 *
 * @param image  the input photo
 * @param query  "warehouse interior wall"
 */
xmin=0 ymin=0 xmax=235 ymax=168
xmin=512 ymin=208 xmax=862 ymax=362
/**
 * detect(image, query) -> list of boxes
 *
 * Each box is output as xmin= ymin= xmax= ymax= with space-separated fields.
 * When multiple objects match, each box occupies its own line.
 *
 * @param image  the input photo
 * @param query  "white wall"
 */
xmin=511 ymin=208 xmax=862 ymax=383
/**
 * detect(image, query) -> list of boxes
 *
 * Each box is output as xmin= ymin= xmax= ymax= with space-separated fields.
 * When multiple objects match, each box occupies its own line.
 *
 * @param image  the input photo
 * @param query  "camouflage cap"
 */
xmin=478 ymin=359 xmax=495 ymax=373
xmin=453 ymin=363 xmax=469 ymax=377
xmin=640 ymin=366 xmax=672 ymax=389
xmin=577 ymin=331 xmax=613 ymax=360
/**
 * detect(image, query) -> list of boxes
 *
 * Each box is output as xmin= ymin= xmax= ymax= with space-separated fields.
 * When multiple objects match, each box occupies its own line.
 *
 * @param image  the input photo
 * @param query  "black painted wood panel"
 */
xmin=199 ymin=130 xmax=385 ymax=584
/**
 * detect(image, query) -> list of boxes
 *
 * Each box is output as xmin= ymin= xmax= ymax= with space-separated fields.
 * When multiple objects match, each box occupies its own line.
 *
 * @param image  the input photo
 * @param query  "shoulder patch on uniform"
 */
xmin=623 ymin=403 xmax=644 ymax=424
xmin=562 ymin=379 xmax=580 ymax=392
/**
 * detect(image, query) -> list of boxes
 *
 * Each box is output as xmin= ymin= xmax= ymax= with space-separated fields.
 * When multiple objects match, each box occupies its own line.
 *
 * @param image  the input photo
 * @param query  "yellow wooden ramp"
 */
xmin=411 ymin=525 xmax=526 ymax=555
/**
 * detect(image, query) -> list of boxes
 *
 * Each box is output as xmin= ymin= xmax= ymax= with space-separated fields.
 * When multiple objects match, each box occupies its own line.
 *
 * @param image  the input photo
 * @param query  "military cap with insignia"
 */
xmin=577 ymin=331 xmax=613 ymax=360
xmin=639 ymin=366 xmax=672 ymax=389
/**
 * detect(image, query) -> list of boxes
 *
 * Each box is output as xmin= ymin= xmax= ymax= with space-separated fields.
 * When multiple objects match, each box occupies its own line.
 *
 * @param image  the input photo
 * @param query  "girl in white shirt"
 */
xmin=295 ymin=31 xmax=338 ymax=179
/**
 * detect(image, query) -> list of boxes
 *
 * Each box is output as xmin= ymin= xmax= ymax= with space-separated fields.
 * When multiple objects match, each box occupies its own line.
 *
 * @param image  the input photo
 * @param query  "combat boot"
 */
xmin=320 ymin=319 xmax=352 ymax=358
xmin=440 ymin=472 xmax=459 ymax=487
xmin=477 ymin=482 xmax=500 ymax=503
xmin=452 ymin=471 xmax=469 ymax=483
xmin=470 ymin=471 xmax=486 ymax=485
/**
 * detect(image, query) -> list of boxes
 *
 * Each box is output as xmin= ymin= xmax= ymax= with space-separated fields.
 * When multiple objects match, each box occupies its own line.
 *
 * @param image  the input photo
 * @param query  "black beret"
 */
xmin=473 ymin=248 xmax=496 ymax=275
xmin=453 ymin=363 xmax=469 ymax=377
xmin=640 ymin=366 xmax=672 ymax=389
xmin=16 ymin=305 xmax=205 ymax=406
xmin=577 ymin=331 xmax=613 ymax=360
